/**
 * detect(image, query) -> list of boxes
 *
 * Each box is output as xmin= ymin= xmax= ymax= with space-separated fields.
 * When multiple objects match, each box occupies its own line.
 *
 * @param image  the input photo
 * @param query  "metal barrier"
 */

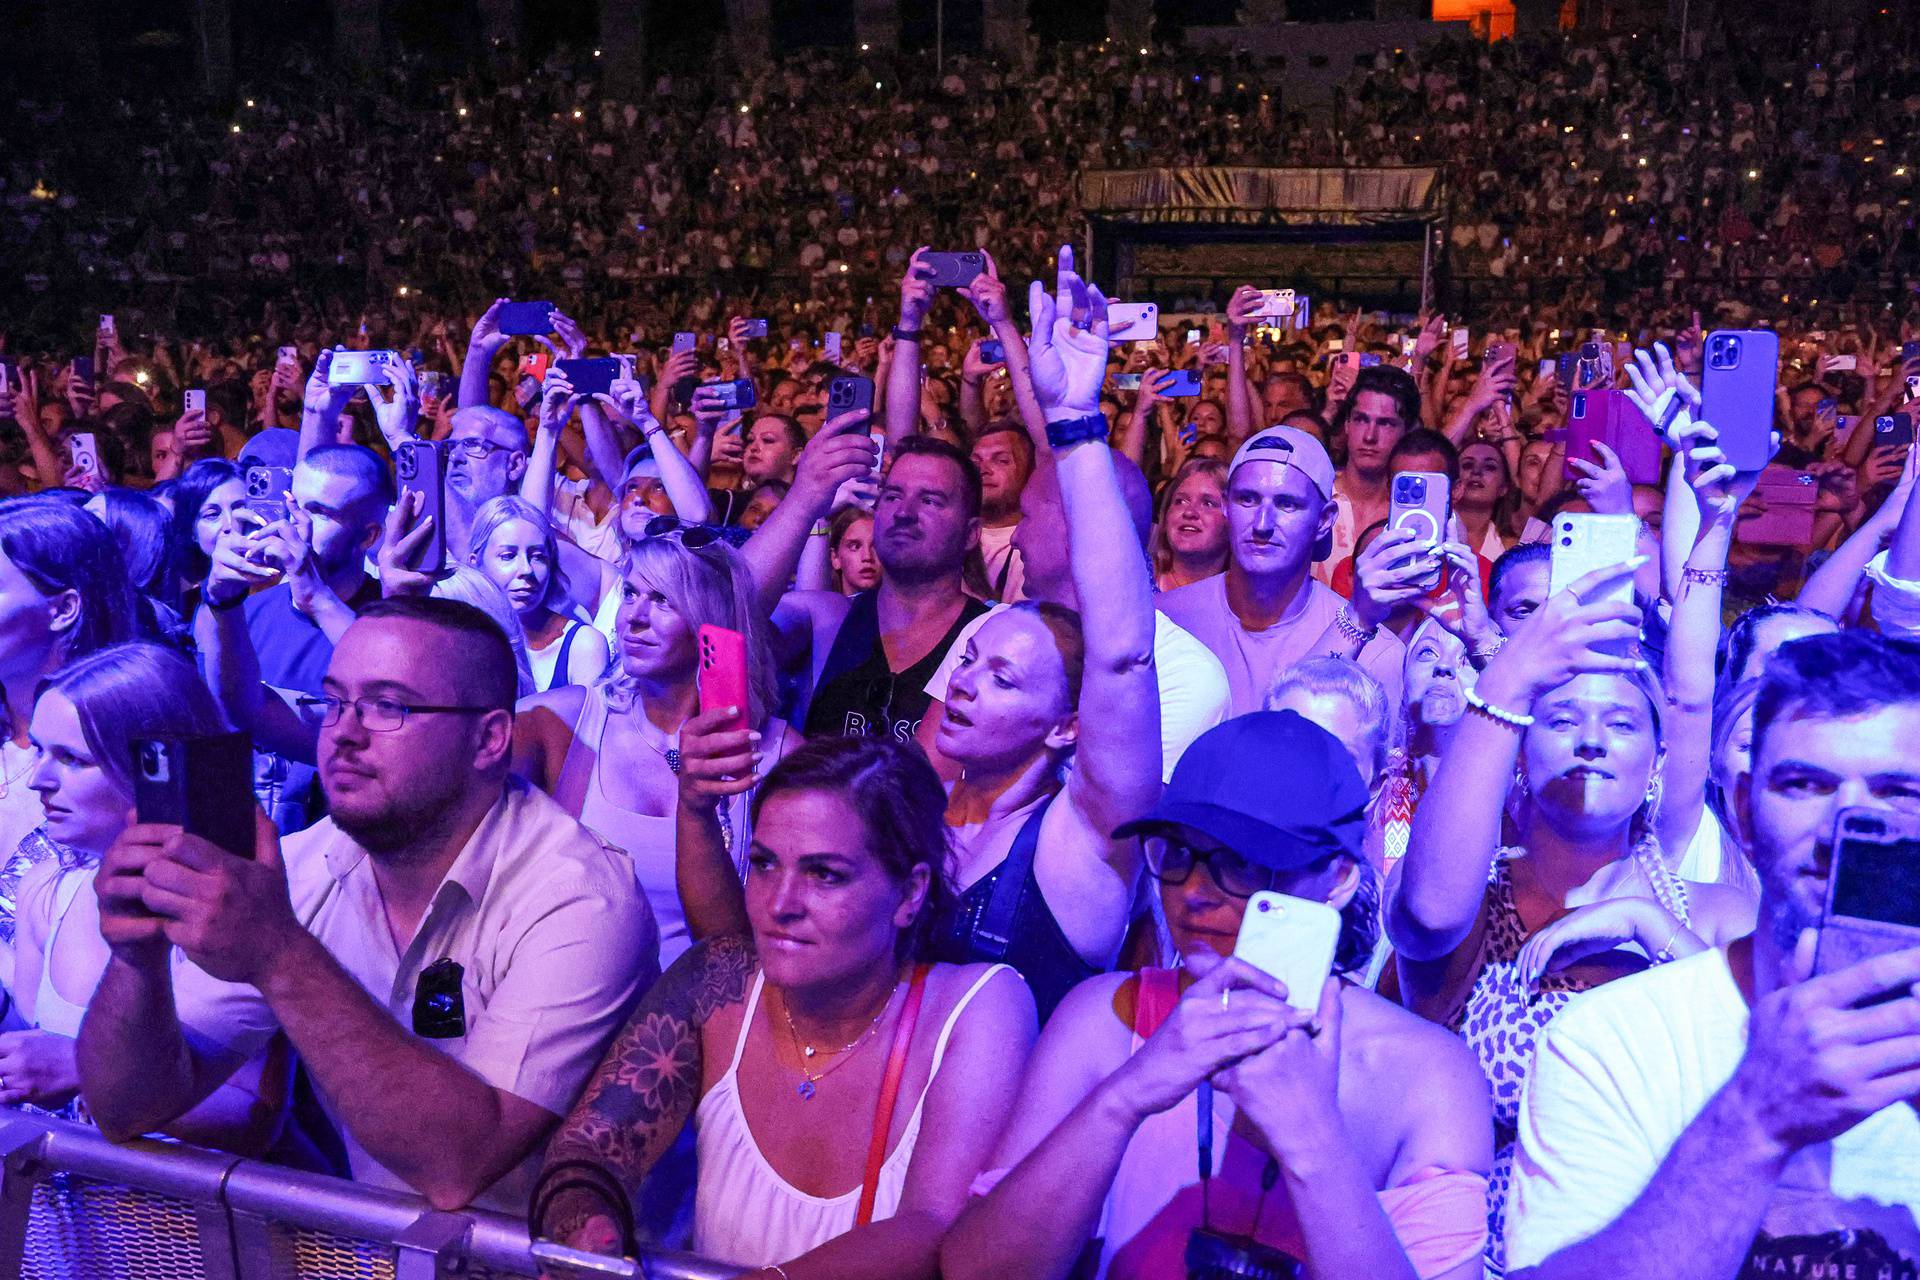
xmin=0 ymin=1114 xmax=739 ymax=1280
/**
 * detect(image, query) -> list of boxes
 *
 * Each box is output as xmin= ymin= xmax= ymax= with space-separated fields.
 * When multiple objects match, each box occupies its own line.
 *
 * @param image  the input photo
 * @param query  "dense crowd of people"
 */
xmin=0 ymin=15 xmax=1918 ymax=1280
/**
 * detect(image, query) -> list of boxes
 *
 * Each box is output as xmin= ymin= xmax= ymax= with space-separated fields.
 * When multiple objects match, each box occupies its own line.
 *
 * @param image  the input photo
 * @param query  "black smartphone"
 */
xmin=920 ymin=251 xmax=985 ymax=287
xmin=131 ymin=732 xmax=255 ymax=859
xmin=497 ymin=301 xmax=556 ymax=336
xmin=394 ymin=440 xmax=449 ymax=576
xmin=1875 ymin=412 xmax=1916 ymax=450
xmin=980 ymin=339 xmax=1005 ymax=365
xmin=554 ymin=357 xmax=620 ymax=399
xmin=738 ymin=319 xmax=769 ymax=339
xmin=827 ymin=375 xmax=875 ymax=419
xmin=1814 ymin=807 xmax=1920 ymax=1000
xmin=700 ymin=379 xmax=758 ymax=412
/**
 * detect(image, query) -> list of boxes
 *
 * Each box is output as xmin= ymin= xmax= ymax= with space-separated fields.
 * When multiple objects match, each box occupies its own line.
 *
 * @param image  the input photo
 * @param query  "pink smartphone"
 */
xmin=697 ymin=625 xmax=750 ymax=734
xmin=1738 ymin=468 xmax=1818 ymax=548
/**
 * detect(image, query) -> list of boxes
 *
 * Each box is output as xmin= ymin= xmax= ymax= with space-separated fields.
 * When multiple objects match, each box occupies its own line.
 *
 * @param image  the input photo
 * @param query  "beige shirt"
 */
xmin=221 ymin=777 xmax=658 ymax=1212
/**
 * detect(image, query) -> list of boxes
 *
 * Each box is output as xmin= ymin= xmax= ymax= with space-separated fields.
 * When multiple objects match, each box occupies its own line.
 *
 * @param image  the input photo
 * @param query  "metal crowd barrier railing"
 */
xmin=0 ymin=1113 xmax=739 ymax=1280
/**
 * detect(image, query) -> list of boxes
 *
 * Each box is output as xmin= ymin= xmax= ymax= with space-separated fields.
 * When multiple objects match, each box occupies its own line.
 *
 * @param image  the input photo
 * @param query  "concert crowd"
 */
xmin=0 ymin=15 xmax=1918 ymax=1280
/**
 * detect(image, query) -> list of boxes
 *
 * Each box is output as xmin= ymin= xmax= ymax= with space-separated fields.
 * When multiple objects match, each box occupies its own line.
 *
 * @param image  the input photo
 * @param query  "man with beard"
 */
xmin=792 ymin=436 xmax=990 ymax=741
xmin=79 ymin=598 xmax=657 ymax=1212
xmin=1505 ymin=631 xmax=1920 ymax=1280
xmin=971 ymin=421 xmax=1033 ymax=601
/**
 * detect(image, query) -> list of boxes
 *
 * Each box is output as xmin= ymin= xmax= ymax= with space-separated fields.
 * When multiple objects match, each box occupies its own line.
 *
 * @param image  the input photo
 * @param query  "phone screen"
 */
xmin=1831 ymin=831 xmax=1920 ymax=927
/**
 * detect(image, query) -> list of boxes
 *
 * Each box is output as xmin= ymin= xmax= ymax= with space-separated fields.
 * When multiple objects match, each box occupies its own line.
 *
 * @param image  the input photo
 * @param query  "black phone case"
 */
xmin=555 ymin=357 xmax=620 ymax=399
xmin=827 ymin=376 xmax=875 ymax=419
xmin=395 ymin=440 xmax=449 ymax=575
xmin=921 ymin=252 xmax=985 ymax=287
xmin=131 ymin=732 xmax=255 ymax=859
xmin=498 ymin=301 xmax=556 ymax=336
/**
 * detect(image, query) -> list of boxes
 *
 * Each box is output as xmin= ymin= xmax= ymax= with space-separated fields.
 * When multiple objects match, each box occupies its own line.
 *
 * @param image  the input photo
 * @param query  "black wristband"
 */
xmin=890 ymin=326 xmax=923 ymax=343
xmin=208 ymin=589 xmax=248 ymax=612
xmin=1045 ymin=413 xmax=1109 ymax=450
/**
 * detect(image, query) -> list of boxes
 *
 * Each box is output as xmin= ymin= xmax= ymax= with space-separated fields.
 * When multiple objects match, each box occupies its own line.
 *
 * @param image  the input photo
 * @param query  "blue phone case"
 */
xmin=1701 ymin=330 xmax=1780 ymax=472
xmin=1164 ymin=370 xmax=1202 ymax=397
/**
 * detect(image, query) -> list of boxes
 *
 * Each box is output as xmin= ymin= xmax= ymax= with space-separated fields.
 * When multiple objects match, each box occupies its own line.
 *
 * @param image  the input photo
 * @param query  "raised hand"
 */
xmin=1568 ymin=439 xmax=1634 ymax=515
xmin=961 ymin=251 xmax=1012 ymax=328
xmin=1025 ymin=245 xmax=1109 ymax=420
xmin=1474 ymin=558 xmax=1648 ymax=707
xmin=677 ymin=708 xmax=764 ymax=816
xmin=367 ymin=358 xmax=421 ymax=444
xmin=899 ymin=247 xmax=937 ymax=331
xmin=1624 ymin=342 xmax=1701 ymax=444
xmin=538 ymin=370 xmax=580 ymax=434
xmin=1351 ymin=525 xmax=1442 ymax=631
xmin=470 ymin=297 xmax=512 ymax=357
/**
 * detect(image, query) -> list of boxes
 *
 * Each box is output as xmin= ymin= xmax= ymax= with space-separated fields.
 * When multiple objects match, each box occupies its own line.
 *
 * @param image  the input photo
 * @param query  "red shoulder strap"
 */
xmin=856 ymin=963 xmax=930 ymax=1227
xmin=1134 ymin=966 xmax=1181 ymax=1039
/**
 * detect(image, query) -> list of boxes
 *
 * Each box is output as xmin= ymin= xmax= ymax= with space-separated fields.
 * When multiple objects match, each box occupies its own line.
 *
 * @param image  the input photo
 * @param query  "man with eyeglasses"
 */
xmin=81 ymin=597 xmax=658 ymax=1214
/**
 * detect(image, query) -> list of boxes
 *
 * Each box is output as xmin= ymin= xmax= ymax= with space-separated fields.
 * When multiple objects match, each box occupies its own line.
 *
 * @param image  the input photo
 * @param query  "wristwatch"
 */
xmin=890 ymin=326 xmax=923 ymax=343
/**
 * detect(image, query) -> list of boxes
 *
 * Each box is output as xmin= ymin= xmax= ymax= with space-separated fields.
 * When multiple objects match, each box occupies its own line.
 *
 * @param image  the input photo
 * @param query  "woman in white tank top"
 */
xmin=512 ymin=536 xmax=789 ymax=968
xmin=530 ymin=736 xmax=1038 ymax=1279
xmin=467 ymin=496 xmax=611 ymax=693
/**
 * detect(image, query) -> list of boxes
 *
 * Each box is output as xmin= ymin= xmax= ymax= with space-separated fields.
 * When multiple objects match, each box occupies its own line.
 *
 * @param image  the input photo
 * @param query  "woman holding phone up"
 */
xmin=941 ymin=712 xmax=1492 ymax=1280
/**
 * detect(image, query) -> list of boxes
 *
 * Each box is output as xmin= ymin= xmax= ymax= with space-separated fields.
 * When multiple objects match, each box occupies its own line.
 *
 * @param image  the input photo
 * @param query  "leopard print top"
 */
xmin=1448 ymin=850 xmax=1690 ymax=1277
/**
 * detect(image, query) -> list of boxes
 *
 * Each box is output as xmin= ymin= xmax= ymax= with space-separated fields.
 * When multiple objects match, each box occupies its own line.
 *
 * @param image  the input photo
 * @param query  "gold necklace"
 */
xmin=776 ymin=981 xmax=900 ymax=1101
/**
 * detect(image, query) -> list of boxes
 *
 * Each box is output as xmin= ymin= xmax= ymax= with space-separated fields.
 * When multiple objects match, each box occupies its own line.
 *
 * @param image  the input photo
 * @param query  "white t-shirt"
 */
xmin=1508 ymin=948 xmax=1920 ymax=1274
xmin=977 ymin=521 xmax=1025 ymax=602
xmin=924 ymin=606 xmax=1229 ymax=782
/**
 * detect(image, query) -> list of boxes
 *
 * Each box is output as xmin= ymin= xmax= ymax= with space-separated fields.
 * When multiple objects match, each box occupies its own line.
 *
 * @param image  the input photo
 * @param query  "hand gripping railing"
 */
xmin=0 ymin=1113 xmax=739 ymax=1280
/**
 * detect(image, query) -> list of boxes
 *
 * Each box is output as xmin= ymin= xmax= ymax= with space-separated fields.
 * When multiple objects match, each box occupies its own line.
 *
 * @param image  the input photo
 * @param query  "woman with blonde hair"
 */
xmin=1149 ymin=458 xmax=1228 ymax=592
xmin=513 ymin=531 xmax=793 ymax=966
xmin=468 ymin=495 xmax=609 ymax=691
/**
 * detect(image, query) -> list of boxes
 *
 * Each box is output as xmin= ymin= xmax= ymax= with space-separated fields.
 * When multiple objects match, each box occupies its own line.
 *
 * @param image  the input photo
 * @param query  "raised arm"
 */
xmin=598 ymin=377 xmax=712 ymax=522
xmin=672 ymin=710 xmax=756 ymax=941
xmin=458 ymin=298 xmax=511 ymax=410
xmin=518 ymin=373 xmax=576 ymax=508
xmin=1388 ymin=560 xmax=1645 ymax=964
xmin=1225 ymin=286 xmax=1262 ymax=440
xmin=886 ymin=249 xmax=936 ymax=449
xmin=739 ymin=408 xmax=878 ymax=617
xmin=192 ymin=535 xmax=320 ymax=763
xmin=961 ymin=251 xmax=1045 ymax=438
xmin=1799 ymin=447 xmax=1915 ymax=617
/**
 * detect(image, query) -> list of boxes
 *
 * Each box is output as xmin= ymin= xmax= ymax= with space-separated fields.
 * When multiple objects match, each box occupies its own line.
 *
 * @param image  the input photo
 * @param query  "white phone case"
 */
xmin=1254 ymin=288 xmax=1297 ymax=319
xmin=1550 ymin=513 xmax=1639 ymax=606
xmin=1232 ymin=891 xmax=1341 ymax=1012
xmin=1105 ymin=303 xmax=1159 ymax=343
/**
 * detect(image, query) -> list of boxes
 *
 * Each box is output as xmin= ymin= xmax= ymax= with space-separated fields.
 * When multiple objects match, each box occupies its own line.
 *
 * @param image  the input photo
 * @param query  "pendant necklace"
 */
xmin=778 ymin=981 xmax=900 ymax=1100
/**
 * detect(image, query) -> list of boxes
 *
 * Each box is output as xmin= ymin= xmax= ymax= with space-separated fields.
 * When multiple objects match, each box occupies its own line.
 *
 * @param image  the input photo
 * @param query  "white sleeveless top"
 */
xmin=555 ymin=685 xmax=780 ymax=968
xmin=691 ymin=965 xmax=1009 ymax=1268
xmin=34 ymin=869 xmax=94 ymax=1037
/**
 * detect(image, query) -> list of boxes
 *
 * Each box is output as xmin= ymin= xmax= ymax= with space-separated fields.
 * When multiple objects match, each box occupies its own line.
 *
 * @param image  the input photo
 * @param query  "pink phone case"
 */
xmin=697 ymin=626 xmax=750 ymax=735
xmin=1738 ymin=468 xmax=1818 ymax=548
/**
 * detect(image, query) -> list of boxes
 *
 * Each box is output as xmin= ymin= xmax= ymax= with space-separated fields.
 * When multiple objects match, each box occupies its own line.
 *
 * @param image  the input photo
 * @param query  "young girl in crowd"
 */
xmin=531 ymin=736 xmax=1036 ymax=1280
xmin=1150 ymin=458 xmax=1229 ymax=592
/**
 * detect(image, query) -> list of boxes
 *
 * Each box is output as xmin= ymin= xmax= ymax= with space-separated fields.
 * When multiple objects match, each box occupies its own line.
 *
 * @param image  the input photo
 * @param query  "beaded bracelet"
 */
xmin=1464 ymin=687 xmax=1535 ymax=731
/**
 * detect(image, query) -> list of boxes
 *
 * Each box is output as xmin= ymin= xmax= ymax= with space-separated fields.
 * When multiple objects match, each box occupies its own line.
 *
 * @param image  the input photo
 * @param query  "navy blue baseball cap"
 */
xmin=1114 ymin=710 xmax=1368 ymax=870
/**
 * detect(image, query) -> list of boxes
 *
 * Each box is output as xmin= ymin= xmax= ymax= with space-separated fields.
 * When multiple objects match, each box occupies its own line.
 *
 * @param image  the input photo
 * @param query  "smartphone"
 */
xmin=326 ymin=349 xmax=399 ymax=386
xmin=244 ymin=465 xmax=294 ymax=524
xmin=394 ymin=440 xmax=449 ymax=576
xmin=919 ymin=251 xmax=986 ymax=287
xmin=739 ymin=318 xmax=769 ymax=340
xmin=1253 ymin=288 xmax=1298 ymax=320
xmin=1484 ymin=341 xmax=1518 ymax=375
xmin=1389 ymin=471 xmax=1450 ymax=591
xmin=1112 ymin=372 xmax=1144 ymax=392
xmin=184 ymin=388 xmax=206 ymax=414
xmin=1450 ymin=327 xmax=1470 ymax=360
xmin=824 ymin=332 xmax=844 ymax=363
xmin=827 ymin=374 xmax=875 ymax=420
xmin=700 ymin=379 xmax=757 ymax=411
xmin=1550 ymin=512 xmax=1639 ymax=608
xmin=418 ymin=369 xmax=449 ymax=401
xmin=1106 ymin=302 xmax=1159 ymax=343
xmin=697 ymin=625 xmax=751 ymax=735
xmin=1902 ymin=340 xmax=1920 ymax=366
xmin=98 ymin=314 xmax=116 ymax=338
xmin=1816 ymin=397 xmax=1837 ymax=418
xmin=1825 ymin=355 xmax=1858 ymax=373
xmin=276 ymin=345 xmax=298 ymax=367
xmin=1812 ymin=808 xmax=1920 ymax=995
xmin=671 ymin=331 xmax=697 ymax=357
xmin=1739 ymin=467 xmax=1818 ymax=548
xmin=526 ymin=1242 xmax=641 ymax=1280
xmin=1702 ymin=329 xmax=1782 ymax=471
xmin=1162 ymin=369 xmax=1202 ymax=397
xmin=497 ymin=300 xmax=556 ymax=336
xmin=71 ymin=356 xmax=95 ymax=387
xmin=131 ymin=732 xmax=255 ymax=860
xmin=980 ymin=339 xmax=1005 ymax=365
xmin=67 ymin=433 xmax=104 ymax=486
xmin=1874 ymin=412 xmax=1916 ymax=450
xmin=555 ymin=357 xmax=621 ymax=399
xmin=516 ymin=351 xmax=551 ymax=385
xmin=1566 ymin=389 xmax=1661 ymax=486
xmin=1233 ymin=891 xmax=1341 ymax=1013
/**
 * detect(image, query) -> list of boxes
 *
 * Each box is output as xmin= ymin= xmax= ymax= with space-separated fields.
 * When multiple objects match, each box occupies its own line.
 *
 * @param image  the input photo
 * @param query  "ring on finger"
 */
xmin=1221 ymin=988 xmax=1231 ymax=1012
xmin=1304 ymin=1018 xmax=1323 ymax=1040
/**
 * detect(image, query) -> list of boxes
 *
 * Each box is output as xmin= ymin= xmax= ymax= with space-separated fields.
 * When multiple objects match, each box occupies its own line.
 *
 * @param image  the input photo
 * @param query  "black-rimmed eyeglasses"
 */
xmin=296 ymin=695 xmax=494 ymax=733
xmin=1141 ymin=835 xmax=1281 ymax=900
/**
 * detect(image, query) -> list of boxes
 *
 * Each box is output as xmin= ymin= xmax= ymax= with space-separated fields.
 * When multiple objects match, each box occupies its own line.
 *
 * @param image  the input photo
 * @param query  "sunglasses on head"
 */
xmin=642 ymin=515 xmax=752 ymax=550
